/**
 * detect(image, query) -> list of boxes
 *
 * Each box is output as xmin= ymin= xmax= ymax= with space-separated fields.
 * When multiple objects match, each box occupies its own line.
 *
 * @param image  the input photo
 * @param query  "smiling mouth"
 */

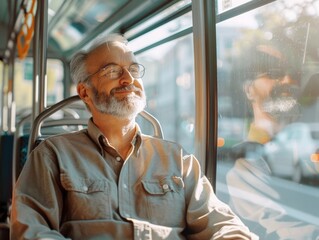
xmin=279 ymin=91 xmax=291 ymax=97
xmin=115 ymin=90 xmax=135 ymax=95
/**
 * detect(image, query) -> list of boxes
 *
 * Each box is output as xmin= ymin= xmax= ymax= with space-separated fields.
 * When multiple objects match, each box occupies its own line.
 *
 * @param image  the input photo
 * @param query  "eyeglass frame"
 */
xmin=254 ymin=68 xmax=301 ymax=82
xmin=84 ymin=63 xmax=145 ymax=82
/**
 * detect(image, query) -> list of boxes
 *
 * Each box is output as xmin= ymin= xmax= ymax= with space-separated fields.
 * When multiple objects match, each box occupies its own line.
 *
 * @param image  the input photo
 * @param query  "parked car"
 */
xmin=264 ymin=122 xmax=319 ymax=182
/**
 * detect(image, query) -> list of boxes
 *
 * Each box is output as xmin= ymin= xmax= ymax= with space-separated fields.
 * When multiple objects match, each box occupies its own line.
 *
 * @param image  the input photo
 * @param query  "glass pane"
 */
xmin=127 ymin=11 xmax=192 ymax=53
xmin=216 ymin=0 xmax=319 ymax=239
xmin=125 ymin=0 xmax=191 ymax=39
xmin=48 ymin=0 xmax=65 ymax=23
xmin=0 ymin=61 xmax=2 ymax=88
xmin=216 ymin=0 xmax=253 ymax=14
xmin=47 ymin=59 xmax=64 ymax=105
xmin=0 ymin=61 xmax=3 ymax=127
xmin=14 ymin=58 xmax=64 ymax=120
xmin=49 ymin=0 xmax=128 ymax=51
xmin=136 ymin=34 xmax=195 ymax=153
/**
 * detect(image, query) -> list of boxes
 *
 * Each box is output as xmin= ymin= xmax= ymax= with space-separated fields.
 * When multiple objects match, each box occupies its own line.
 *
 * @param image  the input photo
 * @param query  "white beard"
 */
xmin=263 ymin=96 xmax=300 ymax=120
xmin=262 ymin=84 xmax=301 ymax=123
xmin=91 ymin=85 xmax=146 ymax=119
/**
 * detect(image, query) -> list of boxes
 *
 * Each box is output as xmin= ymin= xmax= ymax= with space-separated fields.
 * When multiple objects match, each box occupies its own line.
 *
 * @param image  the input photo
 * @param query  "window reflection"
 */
xmin=216 ymin=0 xmax=319 ymax=239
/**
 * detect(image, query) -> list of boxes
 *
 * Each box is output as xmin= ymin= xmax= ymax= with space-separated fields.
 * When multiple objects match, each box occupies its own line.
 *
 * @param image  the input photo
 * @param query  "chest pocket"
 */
xmin=60 ymin=173 xmax=111 ymax=221
xmin=141 ymin=176 xmax=185 ymax=227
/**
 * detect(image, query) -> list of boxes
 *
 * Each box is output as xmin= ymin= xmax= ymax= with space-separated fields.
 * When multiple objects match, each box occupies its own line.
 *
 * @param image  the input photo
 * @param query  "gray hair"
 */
xmin=70 ymin=34 xmax=128 ymax=84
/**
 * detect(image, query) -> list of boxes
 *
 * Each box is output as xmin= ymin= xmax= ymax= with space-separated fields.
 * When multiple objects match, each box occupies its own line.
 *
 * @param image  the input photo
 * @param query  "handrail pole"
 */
xmin=38 ymin=0 xmax=49 ymax=113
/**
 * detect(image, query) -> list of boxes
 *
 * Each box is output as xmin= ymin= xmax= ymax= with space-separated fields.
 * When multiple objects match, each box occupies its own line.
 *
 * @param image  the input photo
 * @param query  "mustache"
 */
xmin=270 ymin=84 xmax=300 ymax=98
xmin=110 ymin=85 xmax=143 ymax=95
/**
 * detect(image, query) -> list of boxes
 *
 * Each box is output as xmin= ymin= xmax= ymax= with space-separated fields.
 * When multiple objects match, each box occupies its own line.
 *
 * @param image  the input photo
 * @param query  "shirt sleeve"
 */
xmin=182 ymin=154 xmax=259 ymax=240
xmin=226 ymin=158 xmax=319 ymax=239
xmin=10 ymin=141 xmax=69 ymax=240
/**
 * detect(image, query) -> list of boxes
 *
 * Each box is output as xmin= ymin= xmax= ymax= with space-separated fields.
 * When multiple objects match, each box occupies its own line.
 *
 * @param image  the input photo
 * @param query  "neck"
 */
xmin=93 ymin=113 xmax=137 ymax=159
xmin=252 ymin=104 xmax=281 ymax=137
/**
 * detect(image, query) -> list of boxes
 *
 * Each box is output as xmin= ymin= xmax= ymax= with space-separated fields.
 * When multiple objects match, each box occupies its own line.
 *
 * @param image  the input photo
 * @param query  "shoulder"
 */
xmin=141 ymin=134 xmax=187 ymax=152
xmin=141 ymin=134 xmax=183 ymax=147
xmin=141 ymin=134 xmax=196 ymax=162
xmin=33 ymin=129 xmax=91 ymax=153
xmin=231 ymin=141 xmax=264 ymax=159
xmin=231 ymin=141 xmax=271 ymax=174
xmin=47 ymin=129 xmax=89 ymax=141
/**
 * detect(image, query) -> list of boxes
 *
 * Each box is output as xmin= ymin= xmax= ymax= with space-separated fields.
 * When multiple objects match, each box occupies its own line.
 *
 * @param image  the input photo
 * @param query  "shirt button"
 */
xmin=162 ymin=184 xmax=169 ymax=190
xmin=116 ymin=156 xmax=121 ymax=162
xmin=123 ymin=184 xmax=128 ymax=189
xmin=83 ymin=186 xmax=88 ymax=192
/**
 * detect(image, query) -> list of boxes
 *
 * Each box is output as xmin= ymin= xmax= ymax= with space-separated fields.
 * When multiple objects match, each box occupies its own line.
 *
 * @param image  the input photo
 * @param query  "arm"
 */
xmin=226 ymin=158 xmax=319 ymax=239
xmin=183 ymin=155 xmax=258 ymax=240
xmin=10 ymin=142 xmax=68 ymax=240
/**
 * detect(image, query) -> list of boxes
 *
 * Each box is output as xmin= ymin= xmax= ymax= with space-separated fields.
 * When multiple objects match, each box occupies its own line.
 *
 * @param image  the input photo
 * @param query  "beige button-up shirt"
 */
xmin=11 ymin=119 xmax=257 ymax=240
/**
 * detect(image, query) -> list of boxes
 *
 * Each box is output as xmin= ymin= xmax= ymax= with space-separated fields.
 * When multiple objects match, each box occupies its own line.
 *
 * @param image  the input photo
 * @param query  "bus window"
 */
xmin=216 ymin=0 xmax=253 ymax=14
xmin=124 ymin=2 xmax=195 ymax=154
xmin=216 ymin=0 xmax=319 ymax=239
xmin=0 ymin=61 xmax=3 ymax=128
xmin=49 ymin=0 xmax=129 ymax=51
xmin=14 ymin=58 xmax=64 ymax=116
xmin=128 ymin=11 xmax=193 ymax=53
xmin=135 ymin=34 xmax=195 ymax=153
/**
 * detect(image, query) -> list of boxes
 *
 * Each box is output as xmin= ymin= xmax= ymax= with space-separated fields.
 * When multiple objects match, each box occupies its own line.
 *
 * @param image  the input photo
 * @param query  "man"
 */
xmin=10 ymin=35 xmax=257 ymax=239
xmin=226 ymin=42 xmax=319 ymax=239
xmin=240 ymin=44 xmax=301 ymax=144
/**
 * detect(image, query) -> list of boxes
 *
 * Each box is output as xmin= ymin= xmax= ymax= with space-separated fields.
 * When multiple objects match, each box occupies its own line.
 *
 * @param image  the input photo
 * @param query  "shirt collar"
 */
xmin=87 ymin=118 xmax=143 ymax=153
xmin=247 ymin=123 xmax=271 ymax=144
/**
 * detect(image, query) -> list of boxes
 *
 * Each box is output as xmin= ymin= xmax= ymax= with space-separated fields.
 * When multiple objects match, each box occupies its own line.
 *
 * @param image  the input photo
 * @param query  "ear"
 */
xmin=243 ymin=81 xmax=255 ymax=101
xmin=77 ymin=83 xmax=90 ymax=104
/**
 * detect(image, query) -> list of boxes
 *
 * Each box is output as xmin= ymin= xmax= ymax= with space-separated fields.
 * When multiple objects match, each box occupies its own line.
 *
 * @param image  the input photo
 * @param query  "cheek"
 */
xmin=253 ymin=79 xmax=275 ymax=100
xmin=134 ymin=79 xmax=144 ymax=91
xmin=96 ymin=82 xmax=115 ymax=95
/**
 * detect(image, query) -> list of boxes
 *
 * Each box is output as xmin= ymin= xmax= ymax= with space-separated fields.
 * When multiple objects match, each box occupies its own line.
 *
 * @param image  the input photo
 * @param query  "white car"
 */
xmin=264 ymin=122 xmax=319 ymax=182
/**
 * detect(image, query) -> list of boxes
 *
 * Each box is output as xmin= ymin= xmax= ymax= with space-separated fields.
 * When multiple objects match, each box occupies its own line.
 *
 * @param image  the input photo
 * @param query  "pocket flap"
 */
xmin=60 ymin=173 xmax=107 ymax=193
xmin=141 ymin=176 xmax=184 ymax=195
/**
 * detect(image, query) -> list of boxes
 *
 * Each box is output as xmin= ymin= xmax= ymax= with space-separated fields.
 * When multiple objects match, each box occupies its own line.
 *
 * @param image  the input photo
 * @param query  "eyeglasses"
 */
xmin=256 ymin=68 xmax=301 ymax=81
xmin=86 ymin=63 xmax=145 ymax=82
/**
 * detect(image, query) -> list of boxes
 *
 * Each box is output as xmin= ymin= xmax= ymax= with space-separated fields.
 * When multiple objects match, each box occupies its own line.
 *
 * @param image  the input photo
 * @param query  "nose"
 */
xmin=119 ymin=68 xmax=134 ymax=85
xmin=279 ymin=74 xmax=297 ymax=85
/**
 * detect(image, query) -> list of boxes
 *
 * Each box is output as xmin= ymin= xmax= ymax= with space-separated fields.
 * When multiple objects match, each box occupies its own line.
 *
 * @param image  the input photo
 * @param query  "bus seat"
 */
xmin=0 ymin=134 xmax=14 ymax=223
xmin=12 ymin=114 xmax=32 ymax=187
xmin=13 ymin=102 xmax=89 ymax=184
xmin=28 ymin=95 xmax=164 ymax=154
xmin=15 ymin=135 xmax=29 ymax=182
xmin=0 ymin=223 xmax=9 ymax=239
xmin=27 ymin=96 xmax=90 ymax=154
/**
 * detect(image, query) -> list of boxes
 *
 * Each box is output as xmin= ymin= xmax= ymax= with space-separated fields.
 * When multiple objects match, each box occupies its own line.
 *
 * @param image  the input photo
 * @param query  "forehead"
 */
xmin=85 ymin=42 xmax=136 ymax=73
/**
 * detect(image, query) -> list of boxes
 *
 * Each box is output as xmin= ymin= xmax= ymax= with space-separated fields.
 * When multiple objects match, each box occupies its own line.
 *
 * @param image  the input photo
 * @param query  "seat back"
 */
xmin=0 ymin=134 xmax=14 ymax=223
xmin=12 ymin=114 xmax=32 ymax=188
xmin=28 ymin=95 xmax=90 ymax=155
xmin=28 ymin=95 xmax=163 ymax=154
xmin=0 ymin=223 xmax=9 ymax=239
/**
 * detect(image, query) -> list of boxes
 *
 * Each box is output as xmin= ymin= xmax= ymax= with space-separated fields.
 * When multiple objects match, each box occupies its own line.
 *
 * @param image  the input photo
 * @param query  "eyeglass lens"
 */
xmin=100 ymin=63 xmax=145 ymax=80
